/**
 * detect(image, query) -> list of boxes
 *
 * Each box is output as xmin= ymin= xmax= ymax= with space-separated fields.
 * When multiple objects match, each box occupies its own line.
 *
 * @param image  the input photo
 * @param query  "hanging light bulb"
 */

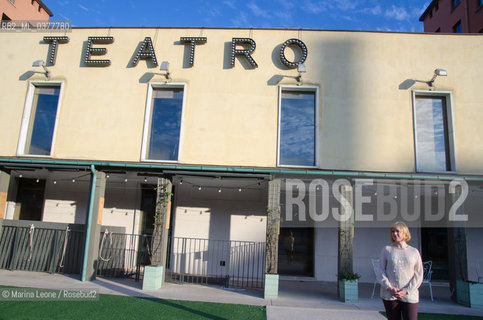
xmin=218 ymin=188 xmax=221 ymax=193
xmin=36 ymin=179 xmax=40 ymax=183
xmin=124 ymin=178 xmax=128 ymax=183
xmin=198 ymin=186 xmax=202 ymax=191
xmin=144 ymin=177 xmax=148 ymax=183
xmin=19 ymin=174 xmax=23 ymax=178
xmin=72 ymin=179 xmax=76 ymax=183
xmin=238 ymin=188 xmax=242 ymax=192
xmin=53 ymin=180 xmax=57 ymax=184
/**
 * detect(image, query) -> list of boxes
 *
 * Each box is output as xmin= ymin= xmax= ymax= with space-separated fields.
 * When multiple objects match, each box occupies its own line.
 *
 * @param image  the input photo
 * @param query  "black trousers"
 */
xmin=383 ymin=299 xmax=418 ymax=320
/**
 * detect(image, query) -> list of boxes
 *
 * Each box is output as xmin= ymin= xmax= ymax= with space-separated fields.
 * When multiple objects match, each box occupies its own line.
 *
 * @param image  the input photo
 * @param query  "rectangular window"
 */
xmin=18 ymin=83 xmax=62 ymax=156
xmin=452 ymin=0 xmax=460 ymax=9
xmin=142 ymin=84 xmax=185 ymax=162
xmin=278 ymin=87 xmax=318 ymax=167
xmin=413 ymin=92 xmax=455 ymax=172
xmin=453 ymin=21 xmax=462 ymax=33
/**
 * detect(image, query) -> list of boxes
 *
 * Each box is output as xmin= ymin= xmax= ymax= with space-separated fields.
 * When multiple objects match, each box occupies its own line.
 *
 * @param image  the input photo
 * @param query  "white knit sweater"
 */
xmin=377 ymin=244 xmax=423 ymax=303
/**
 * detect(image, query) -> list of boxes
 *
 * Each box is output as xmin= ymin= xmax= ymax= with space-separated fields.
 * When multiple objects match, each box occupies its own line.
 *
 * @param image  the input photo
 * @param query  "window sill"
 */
xmin=141 ymin=159 xmax=179 ymax=164
xmin=16 ymin=154 xmax=53 ymax=158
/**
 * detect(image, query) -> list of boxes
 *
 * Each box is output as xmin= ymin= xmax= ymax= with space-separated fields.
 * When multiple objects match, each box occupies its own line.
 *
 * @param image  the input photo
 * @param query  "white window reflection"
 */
xmin=25 ymin=86 xmax=60 ymax=156
xmin=279 ymin=90 xmax=316 ymax=167
xmin=147 ymin=88 xmax=183 ymax=161
xmin=414 ymin=96 xmax=452 ymax=172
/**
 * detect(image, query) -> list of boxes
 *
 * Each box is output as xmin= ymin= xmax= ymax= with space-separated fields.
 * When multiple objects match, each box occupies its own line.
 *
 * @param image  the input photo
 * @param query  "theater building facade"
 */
xmin=0 ymin=27 xmax=482 ymax=298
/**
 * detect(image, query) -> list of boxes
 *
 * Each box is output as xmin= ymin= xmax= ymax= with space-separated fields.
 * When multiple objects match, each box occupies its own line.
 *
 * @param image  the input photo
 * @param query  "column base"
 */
xmin=142 ymin=265 xmax=164 ymax=291
xmin=264 ymin=273 xmax=279 ymax=299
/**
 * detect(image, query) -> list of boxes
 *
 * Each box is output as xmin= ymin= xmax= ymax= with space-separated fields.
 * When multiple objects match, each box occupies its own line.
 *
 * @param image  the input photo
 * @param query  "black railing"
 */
xmin=0 ymin=222 xmax=84 ymax=274
xmin=96 ymin=232 xmax=152 ymax=281
xmin=0 ymin=222 xmax=266 ymax=290
xmin=168 ymin=237 xmax=265 ymax=289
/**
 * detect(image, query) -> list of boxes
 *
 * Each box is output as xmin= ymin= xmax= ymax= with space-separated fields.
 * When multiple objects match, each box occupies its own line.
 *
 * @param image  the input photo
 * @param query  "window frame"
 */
xmin=412 ymin=90 xmax=456 ymax=173
xmin=453 ymin=20 xmax=462 ymax=33
xmin=277 ymin=85 xmax=319 ymax=168
xmin=141 ymin=82 xmax=187 ymax=163
xmin=17 ymin=81 xmax=64 ymax=157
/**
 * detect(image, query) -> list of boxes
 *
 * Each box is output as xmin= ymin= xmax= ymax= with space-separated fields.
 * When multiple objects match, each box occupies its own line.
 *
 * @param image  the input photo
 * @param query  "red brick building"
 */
xmin=1 ymin=0 xmax=53 ymax=21
xmin=420 ymin=0 xmax=483 ymax=33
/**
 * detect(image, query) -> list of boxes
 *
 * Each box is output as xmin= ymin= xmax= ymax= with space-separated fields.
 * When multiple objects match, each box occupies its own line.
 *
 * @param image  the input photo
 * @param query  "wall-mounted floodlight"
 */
xmin=297 ymin=63 xmax=306 ymax=73
xmin=295 ymin=63 xmax=306 ymax=85
xmin=160 ymin=61 xmax=170 ymax=79
xmin=32 ymin=60 xmax=50 ymax=78
xmin=427 ymin=68 xmax=447 ymax=88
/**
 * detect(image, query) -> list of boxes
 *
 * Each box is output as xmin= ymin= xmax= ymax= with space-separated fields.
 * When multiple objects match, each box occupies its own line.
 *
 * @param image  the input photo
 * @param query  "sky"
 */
xmin=45 ymin=0 xmax=430 ymax=33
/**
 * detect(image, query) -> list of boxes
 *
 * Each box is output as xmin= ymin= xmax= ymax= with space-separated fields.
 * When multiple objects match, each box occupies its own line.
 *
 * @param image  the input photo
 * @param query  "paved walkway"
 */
xmin=0 ymin=270 xmax=481 ymax=319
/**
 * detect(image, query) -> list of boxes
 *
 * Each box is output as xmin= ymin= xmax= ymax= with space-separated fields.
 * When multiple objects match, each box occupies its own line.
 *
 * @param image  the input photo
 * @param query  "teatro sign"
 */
xmin=42 ymin=36 xmax=308 ymax=69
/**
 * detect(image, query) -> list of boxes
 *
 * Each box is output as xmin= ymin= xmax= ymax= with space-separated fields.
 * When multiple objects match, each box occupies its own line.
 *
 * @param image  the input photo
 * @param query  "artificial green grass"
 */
xmin=0 ymin=291 xmax=266 ymax=320
xmin=380 ymin=312 xmax=483 ymax=320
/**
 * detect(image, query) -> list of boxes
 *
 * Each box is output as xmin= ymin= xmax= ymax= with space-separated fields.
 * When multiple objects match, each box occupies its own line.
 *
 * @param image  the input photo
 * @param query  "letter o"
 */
xmin=279 ymin=38 xmax=308 ymax=68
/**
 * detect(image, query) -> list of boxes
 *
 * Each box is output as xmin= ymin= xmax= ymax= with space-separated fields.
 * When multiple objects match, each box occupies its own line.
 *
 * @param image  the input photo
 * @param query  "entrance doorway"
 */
xmin=278 ymin=227 xmax=314 ymax=276
xmin=14 ymin=178 xmax=45 ymax=221
xmin=140 ymin=184 xmax=156 ymax=235
xmin=421 ymin=228 xmax=449 ymax=280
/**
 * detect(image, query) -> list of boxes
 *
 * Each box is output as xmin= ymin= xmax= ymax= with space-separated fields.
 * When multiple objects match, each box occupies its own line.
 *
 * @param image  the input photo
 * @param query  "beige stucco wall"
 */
xmin=0 ymin=28 xmax=482 ymax=173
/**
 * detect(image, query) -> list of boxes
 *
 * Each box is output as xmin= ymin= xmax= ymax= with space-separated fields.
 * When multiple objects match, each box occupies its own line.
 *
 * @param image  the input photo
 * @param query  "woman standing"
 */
xmin=378 ymin=221 xmax=423 ymax=320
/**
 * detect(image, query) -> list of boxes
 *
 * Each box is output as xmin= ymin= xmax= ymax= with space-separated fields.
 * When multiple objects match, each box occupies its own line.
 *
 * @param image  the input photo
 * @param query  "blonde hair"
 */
xmin=390 ymin=221 xmax=411 ymax=243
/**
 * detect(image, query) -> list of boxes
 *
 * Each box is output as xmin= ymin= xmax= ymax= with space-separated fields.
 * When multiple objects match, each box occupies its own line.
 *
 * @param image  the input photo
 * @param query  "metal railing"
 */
xmin=0 ymin=223 xmax=84 ymax=274
xmin=168 ymin=237 xmax=265 ymax=289
xmin=96 ymin=232 xmax=152 ymax=281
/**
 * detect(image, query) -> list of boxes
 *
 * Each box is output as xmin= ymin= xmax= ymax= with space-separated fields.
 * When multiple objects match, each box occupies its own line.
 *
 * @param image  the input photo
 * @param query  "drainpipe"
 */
xmin=81 ymin=164 xmax=96 ymax=281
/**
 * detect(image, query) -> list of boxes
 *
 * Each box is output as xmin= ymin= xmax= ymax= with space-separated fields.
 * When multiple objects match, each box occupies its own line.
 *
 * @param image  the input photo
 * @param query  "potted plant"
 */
xmin=338 ymin=271 xmax=360 ymax=303
xmin=142 ymin=180 xmax=172 ymax=291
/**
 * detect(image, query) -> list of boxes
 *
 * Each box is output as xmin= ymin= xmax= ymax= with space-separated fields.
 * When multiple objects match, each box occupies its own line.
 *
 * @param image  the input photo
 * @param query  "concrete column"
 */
xmin=265 ymin=179 xmax=281 ymax=299
xmin=0 ymin=170 xmax=10 ymax=240
xmin=81 ymin=170 xmax=106 ymax=281
xmin=338 ymin=183 xmax=354 ymax=276
xmin=0 ymin=170 xmax=10 ymax=220
xmin=448 ymin=185 xmax=468 ymax=300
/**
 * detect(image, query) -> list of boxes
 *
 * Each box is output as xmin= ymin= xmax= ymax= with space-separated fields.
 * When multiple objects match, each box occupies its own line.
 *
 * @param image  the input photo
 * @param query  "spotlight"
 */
xmin=160 ymin=61 xmax=170 ymax=79
xmin=32 ymin=60 xmax=50 ymax=78
xmin=427 ymin=68 xmax=447 ymax=88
